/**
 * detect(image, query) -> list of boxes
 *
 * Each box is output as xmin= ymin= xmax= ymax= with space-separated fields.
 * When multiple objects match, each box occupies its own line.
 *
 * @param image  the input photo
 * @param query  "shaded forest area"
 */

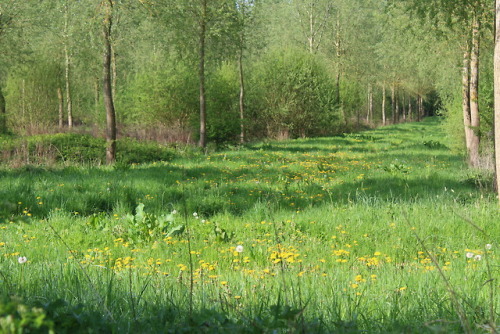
xmin=0 ymin=0 xmax=496 ymax=165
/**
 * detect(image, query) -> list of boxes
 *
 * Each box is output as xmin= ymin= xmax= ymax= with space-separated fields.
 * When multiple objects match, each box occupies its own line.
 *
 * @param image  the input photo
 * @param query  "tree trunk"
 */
xmin=469 ymin=16 xmax=481 ymax=168
xmin=94 ymin=77 xmax=100 ymax=135
xmin=111 ymin=45 xmax=117 ymax=99
xmin=198 ymin=0 xmax=207 ymax=149
xmin=382 ymin=84 xmax=386 ymax=125
xmin=57 ymin=87 xmax=64 ymax=129
xmin=402 ymin=93 xmax=406 ymax=122
xmin=64 ymin=0 xmax=73 ymax=129
xmin=102 ymin=0 xmax=117 ymax=164
xmin=462 ymin=41 xmax=473 ymax=159
xmin=308 ymin=1 xmax=314 ymax=54
xmin=408 ymin=97 xmax=412 ymax=121
xmin=335 ymin=14 xmax=345 ymax=124
xmin=0 ymin=87 xmax=6 ymax=134
xmin=366 ymin=84 xmax=373 ymax=123
xmin=238 ymin=43 xmax=245 ymax=144
xmin=391 ymin=83 xmax=396 ymax=124
xmin=395 ymin=95 xmax=399 ymax=123
xmin=494 ymin=0 xmax=500 ymax=200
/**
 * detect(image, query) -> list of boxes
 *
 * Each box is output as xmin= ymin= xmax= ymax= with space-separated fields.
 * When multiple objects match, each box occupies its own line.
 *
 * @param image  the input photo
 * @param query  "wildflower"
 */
xmin=172 ymin=210 xmax=178 ymax=215
xmin=466 ymin=252 xmax=474 ymax=259
xmin=193 ymin=212 xmax=199 ymax=219
xmin=474 ymin=254 xmax=482 ymax=261
xmin=235 ymin=245 xmax=244 ymax=253
xmin=18 ymin=256 xmax=27 ymax=264
xmin=485 ymin=244 xmax=492 ymax=250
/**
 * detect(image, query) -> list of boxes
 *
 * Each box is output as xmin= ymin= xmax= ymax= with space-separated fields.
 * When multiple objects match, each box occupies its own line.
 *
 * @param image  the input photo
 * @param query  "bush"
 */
xmin=0 ymin=133 xmax=176 ymax=166
xmin=251 ymin=48 xmax=340 ymax=139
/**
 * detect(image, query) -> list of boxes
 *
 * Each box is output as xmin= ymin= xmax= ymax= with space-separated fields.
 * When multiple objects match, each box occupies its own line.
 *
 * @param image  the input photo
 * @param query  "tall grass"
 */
xmin=0 ymin=118 xmax=498 ymax=333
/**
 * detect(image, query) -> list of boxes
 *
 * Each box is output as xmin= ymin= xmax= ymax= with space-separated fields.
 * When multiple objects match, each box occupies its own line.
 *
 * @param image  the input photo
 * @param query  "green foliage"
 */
xmin=253 ymin=48 xmax=339 ymax=138
xmin=0 ymin=297 xmax=55 ymax=334
xmin=0 ymin=133 xmax=176 ymax=166
xmin=206 ymin=63 xmax=240 ymax=144
xmin=89 ymin=203 xmax=185 ymax=244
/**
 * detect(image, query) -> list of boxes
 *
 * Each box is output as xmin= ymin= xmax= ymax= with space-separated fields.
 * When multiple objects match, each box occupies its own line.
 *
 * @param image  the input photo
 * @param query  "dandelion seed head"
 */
xmin=18 ymin=256 xmax=27 ymax=264
xmin=474 ymin=254 xmax=482 ymax=261
xmin=466 ymin=252 xmax=474 ymax=259
xmin=485 ymin=244 xmax=492 ymax=250
xmin=235 ymin=245 xmax=244 ymax=253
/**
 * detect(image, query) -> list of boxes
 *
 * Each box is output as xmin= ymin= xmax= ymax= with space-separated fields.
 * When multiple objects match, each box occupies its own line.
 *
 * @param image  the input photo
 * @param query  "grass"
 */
xmin=0 ymin=117 xmax=498 ymax=333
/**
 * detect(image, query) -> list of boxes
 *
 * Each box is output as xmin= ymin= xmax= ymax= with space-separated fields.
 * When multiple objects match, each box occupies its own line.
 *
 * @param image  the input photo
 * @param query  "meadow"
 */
xmin=0 ymin=117 xmax=498 ymax=333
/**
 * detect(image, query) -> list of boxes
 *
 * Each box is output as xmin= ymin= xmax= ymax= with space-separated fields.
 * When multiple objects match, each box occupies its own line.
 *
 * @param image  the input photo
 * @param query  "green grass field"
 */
xmin=0 ymin=118 xmax=498 ymax=333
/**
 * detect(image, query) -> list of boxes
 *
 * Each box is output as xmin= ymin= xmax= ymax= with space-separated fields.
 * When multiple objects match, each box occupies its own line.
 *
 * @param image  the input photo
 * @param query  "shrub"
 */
xmin=0 ymin=133 xmax=176 ymax=166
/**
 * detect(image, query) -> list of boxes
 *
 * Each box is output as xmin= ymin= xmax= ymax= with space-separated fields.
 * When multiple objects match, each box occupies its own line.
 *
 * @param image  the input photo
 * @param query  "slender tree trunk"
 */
xmin=391 ymin=84 xmax=396 ymax=124
xmin=395 ymin=95 xmax=399 ymax=123
xmin=366 ymin=84 xmax=373 ymax=123
xmin=238 ymin=44 xmax=245 ymax=144
xmin=382 ymin=84 xmax=386 ymax=125
xmin=64 ymin=0 xmax=73 ymax=129
xmin=308 ymin=1 xmax=314 ymax=54
xmin=408 ymin=97 xmax=412 ymax=121
xmin=0 ymin=87 xmax=6 ymax=134
xmin=94 ymin=77 xmax=100 ymax=135
xmin=111 ymin=45 xmax=117 ymax=99
xmin=494 ymin=0 xmax=500 ymax=199
xmin=102 ymin=0 xmax=117 ymax=164
xmin=462 ymin=41 xmax=473 ymax=158
xmin=335 ymin=14 xmax=345 ymax=124
xmin=57 ymin=87 xmax=64 ymax=129
xmin=198 ymin=0 xmax=207 ymax=149
xmin=402 ymin=93 xmax=406 ymax=122
xmin=469 ymin=16 xmax=481 ymax=167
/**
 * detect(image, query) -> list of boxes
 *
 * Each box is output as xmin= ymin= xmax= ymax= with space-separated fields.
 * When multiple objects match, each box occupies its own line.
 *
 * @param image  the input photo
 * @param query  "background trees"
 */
xmin=0 ymin=0 xmax=496 ymax=176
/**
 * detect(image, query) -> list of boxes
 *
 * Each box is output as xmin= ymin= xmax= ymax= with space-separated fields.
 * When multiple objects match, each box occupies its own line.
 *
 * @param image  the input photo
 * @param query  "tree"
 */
xmin=101 ymin=0 xmax=117 ymax=164
xmin=494 ymin=0 xmax=500 ymax=201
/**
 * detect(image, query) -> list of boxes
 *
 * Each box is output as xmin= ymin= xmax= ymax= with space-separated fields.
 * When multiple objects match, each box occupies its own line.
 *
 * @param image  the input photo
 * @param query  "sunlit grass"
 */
xmin=0 ymin=118 xmax=498 ymax=332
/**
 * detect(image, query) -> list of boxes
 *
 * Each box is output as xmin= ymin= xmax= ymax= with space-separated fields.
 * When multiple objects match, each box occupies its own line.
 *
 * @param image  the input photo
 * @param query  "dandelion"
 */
xmin=193 ymin=212 xmax=198 ymax=219
xmin=235 ymin=245 xmax=244 ymax=253
xmin=172 ymin=210 xmax=178 ymax=215
xmin=474 ymin=254 xmax=482 ymax=261
xmin=485 ymin=244 xmax=492 ymax=250
xmin=18 ymin=256 xmax=27 ymax=264
xmin=466 ymin=252 xmax=474 ymax=259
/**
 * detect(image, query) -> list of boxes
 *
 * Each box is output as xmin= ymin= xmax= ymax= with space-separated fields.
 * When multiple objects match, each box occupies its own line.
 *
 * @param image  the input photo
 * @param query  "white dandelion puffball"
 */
xmin=235 ymin=245 xmax=244 ymax=253
xmin=18 ymin=256 xmax=27 ymax=264
xmin=466 ymin=252 xmax=474 ymax=259
xmin=172 ymin=210 xmax=178 ymax=215
xmin=474 ymin=254 xmax=482 ymax=261
xmin=485 ymin=244 xmax=492 ymax=250
xmin=193 ymin=212 xmax=198 ymax=218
